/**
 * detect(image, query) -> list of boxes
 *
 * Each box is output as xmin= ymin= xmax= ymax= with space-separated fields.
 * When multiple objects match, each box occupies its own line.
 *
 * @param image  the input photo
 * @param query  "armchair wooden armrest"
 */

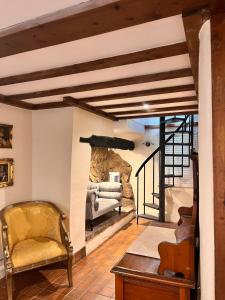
xmin=2 ymin=224 xmax=13 ymax=274
xmin=60 ymin=216 xmax=73 ymax=256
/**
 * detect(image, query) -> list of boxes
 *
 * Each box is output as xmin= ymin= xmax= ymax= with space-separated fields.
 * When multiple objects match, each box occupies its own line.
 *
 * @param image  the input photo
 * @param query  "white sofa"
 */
xmin=86 ymin=181 xmax=122 ymax=230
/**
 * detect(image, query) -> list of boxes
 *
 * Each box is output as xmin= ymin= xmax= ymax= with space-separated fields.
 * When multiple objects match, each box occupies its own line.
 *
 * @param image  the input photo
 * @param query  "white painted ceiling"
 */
xmin=0 ymin=3 xmax=197 ymax=118
xmin=0 ymin=0 xmax=88 ymax=29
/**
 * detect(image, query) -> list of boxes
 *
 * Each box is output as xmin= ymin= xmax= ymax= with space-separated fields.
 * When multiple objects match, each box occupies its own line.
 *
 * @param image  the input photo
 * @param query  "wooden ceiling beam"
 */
xmin=118 ymin=110 xmax=198 ymax=120
xmin=0 ymin=0 xmax=209 ymax=58
xmin=110 ymin=104 xmax=198 ymax=116
xmin=32 ymin=101 xmax=70 ymax=110
xmin=0 ymin=44 xmax=189 ymax=86
xmin=83 ymin=84 xmax=195 ymax=103
xmin=96 ymin=96 xmax=197 ymax=109
xmin=0 ymin=94 xmax=33 ymax=109
xmin=62 ymin=96 xmax=117 ymax=121
xmin=182 ymin=9 xmax=209 ymax=92
xmin=6 ymin=68 xmax=192 ymax=101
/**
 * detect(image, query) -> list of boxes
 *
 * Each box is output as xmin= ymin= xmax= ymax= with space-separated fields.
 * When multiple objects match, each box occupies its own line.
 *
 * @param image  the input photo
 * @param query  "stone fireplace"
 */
xmin=89 ymin=147 xmax=135 ymax=211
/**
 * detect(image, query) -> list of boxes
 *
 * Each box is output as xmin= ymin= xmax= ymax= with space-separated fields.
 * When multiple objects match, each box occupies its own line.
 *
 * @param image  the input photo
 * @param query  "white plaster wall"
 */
xmin=0 ymin=104 xmax=32 ymax=206
xmin=199 ymin=20 xmax=215 ymax=300
xmin=32 ymin=108 xmax=74 ymax=216
xmin=70 ymin=108 xmax=114 ymax=252
xmin=0 ymin=103 xmax=32 ymax=277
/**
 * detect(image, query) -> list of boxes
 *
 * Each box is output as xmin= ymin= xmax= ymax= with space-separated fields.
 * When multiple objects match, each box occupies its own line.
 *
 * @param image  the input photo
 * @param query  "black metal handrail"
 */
xmin=136 ymin=114 xmax=194 ymax=224
xmin=135 ymin=115 xmax=189 ymax=177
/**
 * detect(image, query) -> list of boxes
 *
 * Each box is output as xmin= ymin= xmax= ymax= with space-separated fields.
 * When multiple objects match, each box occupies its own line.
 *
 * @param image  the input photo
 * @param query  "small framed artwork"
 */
xmin=0 ymin=159 xmax=14 ymax=188
xmin=0 ymin=124 xmax=13 ymax=148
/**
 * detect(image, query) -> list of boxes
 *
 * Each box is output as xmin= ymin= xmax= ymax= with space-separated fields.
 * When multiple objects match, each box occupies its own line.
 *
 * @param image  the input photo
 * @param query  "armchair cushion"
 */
xmin=11 ymin=237 xmax=67 ymax=269
xmin=4 ymin=203 xmax=62 ymax=252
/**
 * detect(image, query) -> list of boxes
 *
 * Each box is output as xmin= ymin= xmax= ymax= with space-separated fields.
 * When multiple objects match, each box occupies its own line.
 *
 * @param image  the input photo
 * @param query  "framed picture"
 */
xmin=0 ymin=159 xmax=14 ymax=188
xmin=0 ymin=124 xmax=13 ymax=148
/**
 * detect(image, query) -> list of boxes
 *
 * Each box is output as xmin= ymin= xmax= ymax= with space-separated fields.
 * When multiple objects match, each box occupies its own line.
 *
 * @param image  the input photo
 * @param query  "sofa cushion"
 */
xmin=11 ymin=237 xmax=67 ymax=269
xmin=97 ymin=191 xmax=121 ymax=200
xmin=99 ymin=182 xmax=122 ymax=192
xmin=97 ymin=198 xmax=119 ymax=214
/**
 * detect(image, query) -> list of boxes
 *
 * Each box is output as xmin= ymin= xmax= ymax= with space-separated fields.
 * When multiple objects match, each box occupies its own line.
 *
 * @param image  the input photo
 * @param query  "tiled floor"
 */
xmin=0 ymin=219 xmax=176 ymax=299
xmin=0 ymin=218 xmax=152 ymax=300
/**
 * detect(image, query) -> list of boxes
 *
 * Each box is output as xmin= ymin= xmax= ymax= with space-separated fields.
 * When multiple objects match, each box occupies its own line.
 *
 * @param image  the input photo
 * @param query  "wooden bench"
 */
xmin=111 ymin=154 xmax=199 ymax=300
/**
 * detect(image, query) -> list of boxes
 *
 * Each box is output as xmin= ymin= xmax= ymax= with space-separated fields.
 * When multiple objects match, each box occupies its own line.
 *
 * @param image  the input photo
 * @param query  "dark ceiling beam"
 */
xmin=96 ymin=96 xmax=197 ymax=110
xmin=182 ymin=9 xmax=209 ymax=92
xmin=117 ymin=110 xmax=198 ymax=120
xmin=63 ymin=96 xmax=117 ymax=121
xmin=5 ymin=68 xmax=192 ymax=101
xmin=0 ymin=0 xmax=209 ymax=58
xmin=83 ymin=84 xmax=195 ymax=103
xmin=109 ymin=104 xmax=198 ymax=116
xmin=32 ymin=101 xmax=70 ymax=110
xmin=0 ymin=94 xmax=33 ymax=109
xmin=0 ymin=43 xmax=189 ymax=86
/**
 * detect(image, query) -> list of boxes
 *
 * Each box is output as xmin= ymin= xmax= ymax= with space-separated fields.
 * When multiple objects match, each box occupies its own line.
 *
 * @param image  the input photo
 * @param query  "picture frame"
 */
xmin=0 ymin=159 xmax=14 ymax=188
xmin=0 ymin=124 xmax=13 ymax=148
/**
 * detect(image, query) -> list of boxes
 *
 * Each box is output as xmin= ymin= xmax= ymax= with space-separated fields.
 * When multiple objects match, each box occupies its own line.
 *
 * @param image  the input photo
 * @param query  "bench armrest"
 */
xmin=158 ymin=238 xmax=195 ymax=281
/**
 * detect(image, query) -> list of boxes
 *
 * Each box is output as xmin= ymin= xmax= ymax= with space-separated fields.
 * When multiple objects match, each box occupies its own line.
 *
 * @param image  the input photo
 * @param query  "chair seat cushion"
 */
xmin=11 ymin=237 xmax=67 ymax=268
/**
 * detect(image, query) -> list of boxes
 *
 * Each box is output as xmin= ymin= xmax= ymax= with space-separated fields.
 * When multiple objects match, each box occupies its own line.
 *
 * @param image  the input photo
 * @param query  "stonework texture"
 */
xmin=89 ymin=147 xmax=134 ymax=201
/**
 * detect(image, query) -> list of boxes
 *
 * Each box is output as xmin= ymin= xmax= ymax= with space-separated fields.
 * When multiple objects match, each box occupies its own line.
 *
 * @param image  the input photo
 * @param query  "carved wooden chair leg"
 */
xmin=6 ymin=273 xmax=13 ymax=300
xmin=67 ymin=257 xmax=73 ymax=287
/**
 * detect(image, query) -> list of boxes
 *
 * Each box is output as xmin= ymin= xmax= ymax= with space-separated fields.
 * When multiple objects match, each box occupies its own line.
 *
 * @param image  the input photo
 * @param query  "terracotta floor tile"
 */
xmin=0 ymin=219 xmax=151 ymax=300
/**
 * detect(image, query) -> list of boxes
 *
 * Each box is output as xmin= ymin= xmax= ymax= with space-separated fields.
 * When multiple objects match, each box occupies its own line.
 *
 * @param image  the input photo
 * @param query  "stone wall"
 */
xmin=89 ymin=147 xmax=134 ymax=203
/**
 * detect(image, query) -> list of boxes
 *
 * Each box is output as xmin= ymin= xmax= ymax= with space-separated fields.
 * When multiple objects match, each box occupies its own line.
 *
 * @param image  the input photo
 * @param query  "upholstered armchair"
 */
xmin=0 ymin=201 xmax=73 ymax=300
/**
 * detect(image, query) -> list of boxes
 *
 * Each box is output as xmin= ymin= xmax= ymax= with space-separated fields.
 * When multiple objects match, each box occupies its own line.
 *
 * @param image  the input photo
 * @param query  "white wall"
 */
xmin=0 ymin=103 xmax=32 ymax=277
xmin=0 ymin=104 xmax=32 ymax=206
xmin=70 ymin=108 xmax=114 ymax=252
xmin=32 ymin=108 xmax=74 ymax=216
xmin=199 ymin=20 xmax=215 ymax=300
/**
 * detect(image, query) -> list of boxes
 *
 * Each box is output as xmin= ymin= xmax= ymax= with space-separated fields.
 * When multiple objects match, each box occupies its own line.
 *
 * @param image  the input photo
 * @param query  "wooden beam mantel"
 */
xmin=0 ymin=0 xmax=209 ymax=58
xmin=0 ymin=43 xmax=189 ymax=86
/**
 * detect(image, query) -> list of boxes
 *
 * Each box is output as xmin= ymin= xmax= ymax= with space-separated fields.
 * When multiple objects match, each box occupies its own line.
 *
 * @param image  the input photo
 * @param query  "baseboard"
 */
xmin=73 ymin=247 xmax=86 ymax=264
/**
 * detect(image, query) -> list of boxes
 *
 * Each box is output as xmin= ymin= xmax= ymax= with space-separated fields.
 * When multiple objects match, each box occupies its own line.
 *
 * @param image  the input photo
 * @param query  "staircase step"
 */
xmin=164 ymin=184 xmax=174 ymax=188
xmin=165 ymin=154 xmax=190 ymax=157
xmin=137 ymin=214 xmax=159 ymax=221
xmin=166 ymin=142 xmax=191 ymax=146
xmin=163 ymin=117 xmax=185 ymax=124
xmin=164 ymin=174 xmax=183 ymax=178
xmin=143 ymin=203 xmax=160 ymax=210
xmin=164 ymin=130 xmax=191 ymax=135
xmin=152 ymin=192 xmax=160 ymax=198
xmin=165 ymin=165 xmax=189 ymax=168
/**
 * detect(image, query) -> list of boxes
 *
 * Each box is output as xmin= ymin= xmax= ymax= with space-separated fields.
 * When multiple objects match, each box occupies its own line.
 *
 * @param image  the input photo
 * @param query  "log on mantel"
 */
xmin=80 ymin=135 xmax=135 ymax=150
